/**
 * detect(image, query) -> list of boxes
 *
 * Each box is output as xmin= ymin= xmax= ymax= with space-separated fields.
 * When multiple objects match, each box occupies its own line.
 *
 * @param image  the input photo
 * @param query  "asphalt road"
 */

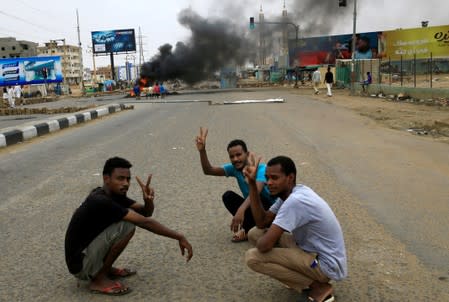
xmin=1 ymin=89 xmax=448 ymax=301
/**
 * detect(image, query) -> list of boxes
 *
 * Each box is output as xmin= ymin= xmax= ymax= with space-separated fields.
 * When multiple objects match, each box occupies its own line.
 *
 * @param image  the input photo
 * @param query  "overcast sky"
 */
xmin=2 ymin=0 xmax=448 ymax=68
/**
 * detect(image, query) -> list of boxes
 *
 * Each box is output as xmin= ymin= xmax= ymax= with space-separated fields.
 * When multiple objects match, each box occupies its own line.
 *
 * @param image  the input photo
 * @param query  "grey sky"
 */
xmin=2 ymin=0 xmax=448 ymax=68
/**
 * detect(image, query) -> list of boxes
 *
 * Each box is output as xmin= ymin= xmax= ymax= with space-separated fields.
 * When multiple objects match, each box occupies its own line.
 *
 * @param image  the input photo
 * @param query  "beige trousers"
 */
xmin=245 ymin=227 xmax=329 ymax=292
xmin=313 ymin=81 xmax=320 ymax=93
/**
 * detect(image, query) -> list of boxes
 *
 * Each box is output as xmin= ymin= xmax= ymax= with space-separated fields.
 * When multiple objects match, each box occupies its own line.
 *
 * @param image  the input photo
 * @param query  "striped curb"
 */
xmin=0 ymin=104 xmax=127 ymax=148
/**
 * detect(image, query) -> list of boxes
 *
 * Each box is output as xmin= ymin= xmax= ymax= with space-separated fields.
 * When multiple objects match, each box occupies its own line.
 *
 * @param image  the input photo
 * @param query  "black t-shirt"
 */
xmin=64 ymin=187 xmax=135 ymax=274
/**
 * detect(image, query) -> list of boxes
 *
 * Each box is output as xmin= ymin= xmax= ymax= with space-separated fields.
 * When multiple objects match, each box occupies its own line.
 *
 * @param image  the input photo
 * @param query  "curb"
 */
xmin=0 ymin=103 xmax=128 ymax=148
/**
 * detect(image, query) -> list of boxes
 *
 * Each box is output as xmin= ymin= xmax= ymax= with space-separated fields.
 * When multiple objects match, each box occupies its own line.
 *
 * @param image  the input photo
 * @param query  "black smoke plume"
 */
xmin=140 ymin=8 xmax=255 ymax=85
xmin=290 ymin=0 xmax=355 ymax=36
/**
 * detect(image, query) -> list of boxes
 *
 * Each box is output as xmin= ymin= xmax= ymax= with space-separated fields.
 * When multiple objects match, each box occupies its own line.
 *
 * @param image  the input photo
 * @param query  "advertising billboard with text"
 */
xmin=289 ymin=25 xmax=449 ymax=66
xmin=385 ymin=25 xmax=449 ymax=59
xmin=91 ymin=29 xmax=136 ymax=54
xmin=0 ymin=56 xmax=63 ymax=87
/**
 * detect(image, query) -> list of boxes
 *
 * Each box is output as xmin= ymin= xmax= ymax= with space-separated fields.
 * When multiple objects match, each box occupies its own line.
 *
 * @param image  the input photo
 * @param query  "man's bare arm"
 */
xmin=196 ymin=127 xmax=225 ymax=176
xmin=123 ymin=210 xmax=193 ymax=261
xmin=256 ymin=224 xmax=284 ymax=253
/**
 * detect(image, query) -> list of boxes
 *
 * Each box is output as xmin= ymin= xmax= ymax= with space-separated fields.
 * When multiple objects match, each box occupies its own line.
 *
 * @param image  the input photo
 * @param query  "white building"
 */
xmin=37 ymin=40 xmax=82 ymax=85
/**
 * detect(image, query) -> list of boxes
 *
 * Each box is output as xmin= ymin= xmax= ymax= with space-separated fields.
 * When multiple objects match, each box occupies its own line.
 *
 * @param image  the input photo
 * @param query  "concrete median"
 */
xmin=0 ymin=103 xmax=132 ymax=148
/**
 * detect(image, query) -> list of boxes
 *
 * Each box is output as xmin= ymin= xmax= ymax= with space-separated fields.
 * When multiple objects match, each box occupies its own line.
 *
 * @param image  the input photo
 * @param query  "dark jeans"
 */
xmin=222 ymin=190 xmax=272 ymax=232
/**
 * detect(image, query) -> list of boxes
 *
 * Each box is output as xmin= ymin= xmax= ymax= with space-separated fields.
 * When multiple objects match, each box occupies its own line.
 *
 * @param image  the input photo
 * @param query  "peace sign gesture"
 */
xmin=136 ymin=174 xmax=155 ymax=203
xmin=195 ymin=127 xmax=208 ymax=151
xmin=243 ymin=152 xmax=261 ymax=184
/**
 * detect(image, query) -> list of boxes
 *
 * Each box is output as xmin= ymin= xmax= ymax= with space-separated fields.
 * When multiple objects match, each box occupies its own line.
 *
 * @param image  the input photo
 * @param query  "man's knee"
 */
xmin=248 ymin=227 xmax=265 ymax=246
xmin=245 ymin=247 xmax=261 ymax=270
xmin=113 ymin=221 xmax=136 ymax=244
xmin=222 ymin=190 xmax=241 ymax=204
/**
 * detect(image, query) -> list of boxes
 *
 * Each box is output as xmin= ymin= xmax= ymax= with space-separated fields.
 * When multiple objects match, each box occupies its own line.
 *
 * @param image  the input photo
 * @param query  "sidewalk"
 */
xmin=0 ymin=94 xmax=130 ymax=148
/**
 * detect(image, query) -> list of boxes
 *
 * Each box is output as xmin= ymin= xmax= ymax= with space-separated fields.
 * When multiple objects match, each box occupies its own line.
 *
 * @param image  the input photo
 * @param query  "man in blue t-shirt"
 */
xmin=195 ymin=127 xmax=275 ymax=242
xmin=244 ymin=155 xmax=347 ymax=302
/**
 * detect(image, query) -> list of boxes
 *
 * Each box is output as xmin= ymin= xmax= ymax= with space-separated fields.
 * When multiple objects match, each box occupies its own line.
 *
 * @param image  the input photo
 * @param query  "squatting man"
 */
xmin=65 ymin=157 xmax=193 ymax=296
xmin=244 ymin=154 xmax=347 ymax=302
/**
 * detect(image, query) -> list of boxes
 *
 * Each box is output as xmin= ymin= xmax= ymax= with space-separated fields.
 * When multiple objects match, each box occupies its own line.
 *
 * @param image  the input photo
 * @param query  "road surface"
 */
xmin=1 ymin=89 xmax=448 ymax=301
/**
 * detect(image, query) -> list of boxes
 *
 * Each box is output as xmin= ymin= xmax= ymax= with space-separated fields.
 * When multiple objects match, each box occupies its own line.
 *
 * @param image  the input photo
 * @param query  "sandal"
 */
xmin=231 ymin=228 xmax=248 ymax=242
xmin=90 ymin=281 xmax=131 ymax=296
xmin=108 ymin=267 xmax=137 ymax=279
xmin=308 ymin=294 xmax=335 ymax=302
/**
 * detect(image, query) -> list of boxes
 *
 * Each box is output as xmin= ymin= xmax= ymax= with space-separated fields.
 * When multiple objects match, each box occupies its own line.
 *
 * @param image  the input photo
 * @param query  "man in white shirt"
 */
xmin=13 ymin=85 xmax=22 ymax=105
xmin=7 ymin=86 xmax=15 ymax=108
xmin=312 ymin=69 xmax=321 ymax=94
xmin=244 ymin=155 xmax=347 ymax=302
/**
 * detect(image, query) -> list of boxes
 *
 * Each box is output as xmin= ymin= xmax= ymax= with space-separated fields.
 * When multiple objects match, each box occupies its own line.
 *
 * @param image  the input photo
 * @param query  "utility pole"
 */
xmin=76 ymin=9 xmax=84 ymax=94
xmin=138 ymin=26 xmax=144 ymax=79
xmin=350 ymin=0 xmax=357 ymax=95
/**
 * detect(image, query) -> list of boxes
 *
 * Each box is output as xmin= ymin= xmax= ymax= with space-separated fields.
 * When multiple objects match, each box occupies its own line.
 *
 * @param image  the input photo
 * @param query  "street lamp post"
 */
xmin=86 ymin=47 xmax=97 ymax=83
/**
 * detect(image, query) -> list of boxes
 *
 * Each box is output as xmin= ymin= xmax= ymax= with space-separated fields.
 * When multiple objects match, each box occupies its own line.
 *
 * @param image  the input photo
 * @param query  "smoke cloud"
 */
xmin=140 ymin=8 xmax=255 ymax=85
xmin=290 ymin=0 xmax=355 ymax=36
xmin=140 ymin=2 xmax=355 ymax=84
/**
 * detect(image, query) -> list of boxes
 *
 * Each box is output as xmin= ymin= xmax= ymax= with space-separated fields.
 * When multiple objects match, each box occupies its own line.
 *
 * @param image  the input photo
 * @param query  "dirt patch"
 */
xmin=294 ymin=88 xmax=449 ymax=144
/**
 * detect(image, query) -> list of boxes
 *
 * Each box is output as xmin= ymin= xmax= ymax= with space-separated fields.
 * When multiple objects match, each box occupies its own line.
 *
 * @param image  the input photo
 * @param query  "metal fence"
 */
xmin=336 ymin=55 xmax=449 ymax=89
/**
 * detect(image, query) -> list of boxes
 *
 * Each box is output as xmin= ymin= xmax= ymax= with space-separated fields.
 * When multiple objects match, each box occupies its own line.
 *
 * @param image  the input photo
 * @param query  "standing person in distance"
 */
xmin=324 ymin=67 xmax=334 ymax=97
xmin=312 ymin=69 xmax=321 ymax=95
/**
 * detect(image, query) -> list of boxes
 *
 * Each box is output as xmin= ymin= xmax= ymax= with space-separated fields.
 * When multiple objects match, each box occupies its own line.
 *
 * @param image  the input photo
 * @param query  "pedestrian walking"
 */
xmin=312 ymin=69 xmax=321 ymax=95
xmin=7 ymin=86 xmax=15 ymax=108
xmin=2 ymin=87 xmax=8 ymax=107
xmin=324 ymin=67 xmax=334 ymax=97
xmin=13 ymin=85 xmax=23 ymax=105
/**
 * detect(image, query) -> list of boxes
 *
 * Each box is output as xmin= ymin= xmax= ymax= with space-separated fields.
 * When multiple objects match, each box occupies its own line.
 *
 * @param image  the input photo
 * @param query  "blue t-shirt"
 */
xmin=222 ymin=163 xmax=274 ymax=204
xmin=270 ymin=185 xmax=347 ymax=281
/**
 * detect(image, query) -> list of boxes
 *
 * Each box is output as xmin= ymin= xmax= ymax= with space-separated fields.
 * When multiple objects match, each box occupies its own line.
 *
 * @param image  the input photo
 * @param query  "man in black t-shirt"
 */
xmin=65 ymin=157 xmax=193 ymax=296
xmin=324 ymin=67 xmax=334 ymax=97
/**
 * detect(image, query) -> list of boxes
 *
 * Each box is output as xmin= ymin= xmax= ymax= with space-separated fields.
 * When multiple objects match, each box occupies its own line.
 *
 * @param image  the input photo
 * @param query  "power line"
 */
xmin=0 ymin=10 xmax=65 ymax=37
xmin=15 ymin=0 xmax=59 ymax=18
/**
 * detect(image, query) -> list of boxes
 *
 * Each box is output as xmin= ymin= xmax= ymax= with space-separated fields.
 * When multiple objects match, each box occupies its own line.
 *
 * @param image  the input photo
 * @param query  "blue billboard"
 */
xmin=91 ymin=29 xmax=136 ymax=54
xmin=0 ymin=56 xmax=63 ymax=86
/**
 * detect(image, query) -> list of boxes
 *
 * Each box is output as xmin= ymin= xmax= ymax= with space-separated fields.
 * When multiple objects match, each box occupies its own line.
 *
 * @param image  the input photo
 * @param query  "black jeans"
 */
xmin=222 ymin=190 xmax=272 ymax=232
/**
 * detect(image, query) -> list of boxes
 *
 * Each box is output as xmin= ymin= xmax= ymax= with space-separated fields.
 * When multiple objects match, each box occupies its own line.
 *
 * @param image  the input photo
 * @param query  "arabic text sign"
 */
xmin=386 ymin=25 xmax=449 ymax=59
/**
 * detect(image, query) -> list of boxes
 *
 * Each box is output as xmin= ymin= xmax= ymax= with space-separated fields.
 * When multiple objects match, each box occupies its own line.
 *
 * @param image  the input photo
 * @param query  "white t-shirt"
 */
xmin=270 ymin=184 xmax=347 ymax=281
xmin=13 ymin=85 xmax=22 ymax=98
xmin=312 ymin=70 xmax=321 ymax=83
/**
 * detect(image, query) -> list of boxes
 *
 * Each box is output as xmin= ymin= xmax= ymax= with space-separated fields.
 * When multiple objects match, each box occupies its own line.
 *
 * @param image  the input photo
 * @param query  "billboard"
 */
xmin=385 ymin=25 xmax=449 ymax=59
xmin=290 ymin=31 xmax=380 ymax=66
xmin=289 ymin=25 xmax=449 ymax=66
xmin=0 ymin=56 xmax=63 ymax=87
xmin=91 ymin=29 xmax=136 ymax=54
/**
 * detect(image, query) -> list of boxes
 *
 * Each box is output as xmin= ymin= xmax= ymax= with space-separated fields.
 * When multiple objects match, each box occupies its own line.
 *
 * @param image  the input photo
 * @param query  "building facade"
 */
xmin=37 ymin=40 xmax=82 ymax=85
xmin=0 ymin=37 xmax=38 ymax=59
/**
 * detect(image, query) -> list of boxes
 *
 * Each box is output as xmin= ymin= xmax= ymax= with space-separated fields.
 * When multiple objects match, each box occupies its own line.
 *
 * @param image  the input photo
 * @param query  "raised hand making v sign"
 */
xmin=195 ymin=127 xmax=275 ymax=243
xmin=135 ymin=174 xmax=155 ymax=217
